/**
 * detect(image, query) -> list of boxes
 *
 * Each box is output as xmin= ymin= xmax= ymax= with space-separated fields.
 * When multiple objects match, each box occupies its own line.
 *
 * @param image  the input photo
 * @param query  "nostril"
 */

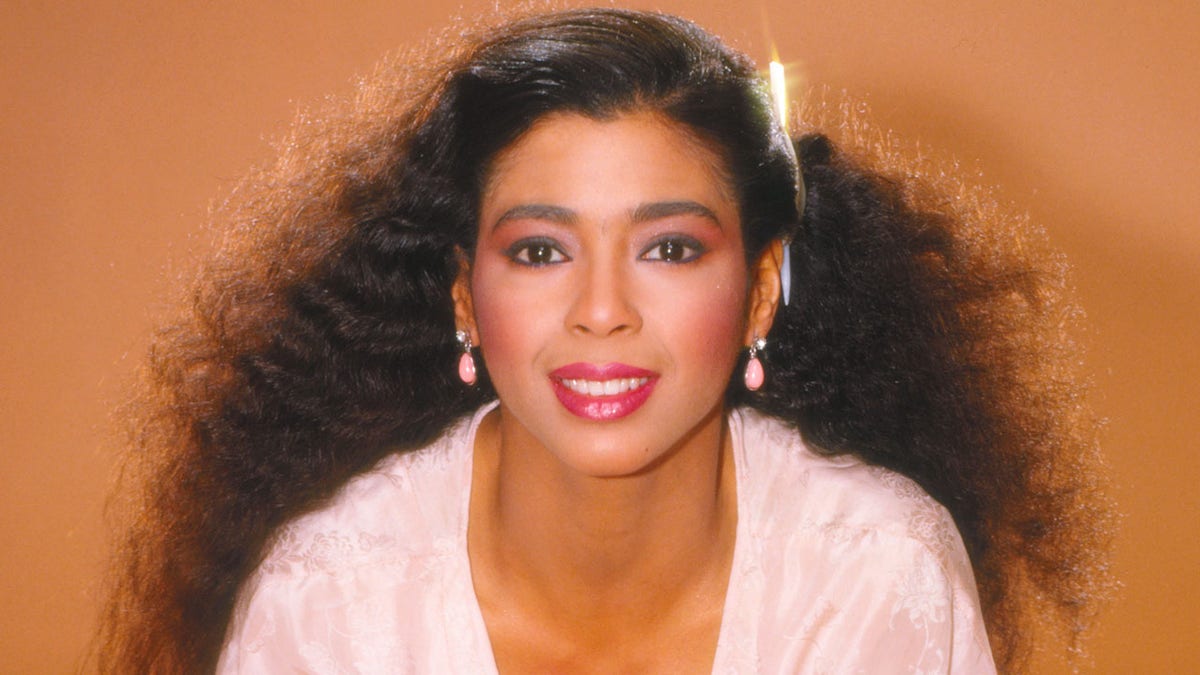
xmin=565 ymin=271 xmax=641 ymax=337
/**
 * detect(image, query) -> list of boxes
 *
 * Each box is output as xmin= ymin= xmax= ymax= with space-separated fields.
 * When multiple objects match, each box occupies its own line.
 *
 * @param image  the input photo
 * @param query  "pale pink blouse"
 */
xmin=218 ymin=403 xmax=996 ymax=673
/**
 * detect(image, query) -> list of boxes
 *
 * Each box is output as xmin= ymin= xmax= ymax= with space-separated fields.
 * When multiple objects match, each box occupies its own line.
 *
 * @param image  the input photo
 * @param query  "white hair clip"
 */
xmin=769 ymin=60 xmax=801 ymax=307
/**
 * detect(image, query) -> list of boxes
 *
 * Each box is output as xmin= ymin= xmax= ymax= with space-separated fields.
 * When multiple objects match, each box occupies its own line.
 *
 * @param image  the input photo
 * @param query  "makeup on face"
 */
xmin=549 ymin=362 xmax=658 ymax=421
xmin=463 ymin=111 xmax=752 ymax=477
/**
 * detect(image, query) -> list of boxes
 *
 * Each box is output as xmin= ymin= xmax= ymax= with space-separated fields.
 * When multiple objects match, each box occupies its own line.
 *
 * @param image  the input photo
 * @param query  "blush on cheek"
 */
xmin=470 ymin=287 xmax=512 ymax=356
xmin=469 ymin=274 xmax=544 ymax=385
xmin=684 ymin=286 xmax=748 ymax=373
xmin=704 ymin=314 xmax=745 ymax=362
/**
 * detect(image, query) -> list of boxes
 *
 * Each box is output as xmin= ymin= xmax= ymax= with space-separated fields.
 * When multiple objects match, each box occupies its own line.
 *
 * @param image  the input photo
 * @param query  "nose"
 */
xmin=565 ymin=255 xmax=642 ymax=337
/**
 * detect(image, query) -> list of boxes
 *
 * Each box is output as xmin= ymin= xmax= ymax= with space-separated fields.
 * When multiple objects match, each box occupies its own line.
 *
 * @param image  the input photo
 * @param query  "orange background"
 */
xmin=2 ymin=1 xmax=1196 ymax=671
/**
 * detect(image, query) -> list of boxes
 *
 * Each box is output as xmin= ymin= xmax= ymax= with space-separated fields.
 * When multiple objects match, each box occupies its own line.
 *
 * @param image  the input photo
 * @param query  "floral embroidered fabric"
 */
xmin=218 ymin=403 xmax=996 ymax=673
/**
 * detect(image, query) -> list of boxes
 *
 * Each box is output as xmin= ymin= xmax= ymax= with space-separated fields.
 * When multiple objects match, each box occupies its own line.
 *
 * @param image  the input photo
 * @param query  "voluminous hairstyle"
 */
xmin=96 ymin=7 xmax=1112 ymax=673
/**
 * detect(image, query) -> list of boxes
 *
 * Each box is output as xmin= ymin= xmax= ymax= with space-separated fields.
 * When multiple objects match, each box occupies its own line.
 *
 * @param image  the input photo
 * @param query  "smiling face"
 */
xmin=456 ymin=111 xmax=780 ymax=478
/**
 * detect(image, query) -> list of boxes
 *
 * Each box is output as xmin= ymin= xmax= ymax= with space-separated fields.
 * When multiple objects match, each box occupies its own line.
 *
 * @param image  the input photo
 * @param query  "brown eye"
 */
xmin=641 ymin=236 xmax=705 ymax=263
xmin=657 ymin=240 xmax=683 ymax=261
xmin=526 ymin=243 xmax=555 ymax=264
xmin=506 ymin=238 xmax=568 ymax=266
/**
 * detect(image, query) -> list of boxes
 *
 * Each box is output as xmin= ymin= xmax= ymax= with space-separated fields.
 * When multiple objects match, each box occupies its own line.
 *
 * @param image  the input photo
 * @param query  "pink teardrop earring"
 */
xmin=744 ymin=336 xmax=766 ymax=391
xmin=455 ymin=330 xmax=477 ymax=385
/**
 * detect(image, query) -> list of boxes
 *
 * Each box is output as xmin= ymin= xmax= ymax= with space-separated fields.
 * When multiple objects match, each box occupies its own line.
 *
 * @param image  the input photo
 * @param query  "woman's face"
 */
xmin=458 ymin=111 xmax=778 ymax=477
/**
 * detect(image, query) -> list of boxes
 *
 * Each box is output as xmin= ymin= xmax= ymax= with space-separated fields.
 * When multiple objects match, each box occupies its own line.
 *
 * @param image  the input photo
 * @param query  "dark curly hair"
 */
xmin=95 ymin=8 xmax=1113 ymax=673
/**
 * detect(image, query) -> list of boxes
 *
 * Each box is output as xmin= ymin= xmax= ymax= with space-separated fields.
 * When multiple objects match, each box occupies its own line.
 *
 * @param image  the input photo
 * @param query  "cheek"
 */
xmin=697 ymin=291 xmax=747 ymax=364
xmin=469 ymin=261 xmax=552 ymax=375
xmin=653 ymin=271 xmax=748 ymax=370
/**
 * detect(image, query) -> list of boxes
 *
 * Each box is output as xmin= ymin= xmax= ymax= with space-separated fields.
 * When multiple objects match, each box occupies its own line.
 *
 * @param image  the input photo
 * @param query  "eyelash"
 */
xmin=640 ymin=235 xmax=706 ymax=263
xmin=502 ymin=234 xmax=706 ymax=266
xmin=504 ymin=237 xmax=570 ymax=266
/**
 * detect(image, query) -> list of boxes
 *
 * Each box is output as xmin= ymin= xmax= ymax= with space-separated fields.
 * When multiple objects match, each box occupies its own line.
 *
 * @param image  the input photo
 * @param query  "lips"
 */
xmin=549 ymin=363 xmax=658 ymax=421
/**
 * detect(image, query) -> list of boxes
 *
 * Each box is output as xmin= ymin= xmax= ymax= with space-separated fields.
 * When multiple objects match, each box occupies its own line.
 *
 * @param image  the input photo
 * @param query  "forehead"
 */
xmin=480 ymin=111 xmax=735 ymax=208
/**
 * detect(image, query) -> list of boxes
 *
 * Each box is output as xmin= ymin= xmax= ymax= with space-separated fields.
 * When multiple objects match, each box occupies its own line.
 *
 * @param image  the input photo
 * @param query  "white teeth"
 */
xmin=561 ymin=377 xmax=649 ymax=396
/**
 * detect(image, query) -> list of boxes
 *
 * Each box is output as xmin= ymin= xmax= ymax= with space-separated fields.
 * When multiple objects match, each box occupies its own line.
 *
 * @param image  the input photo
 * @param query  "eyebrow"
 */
xmin=491 ymin=200 xmax=722 ymax=231
xmin=631 ymin=200 xmax=722 ymax=229
xmin=493 ymin=204 xmax=578 ymax=229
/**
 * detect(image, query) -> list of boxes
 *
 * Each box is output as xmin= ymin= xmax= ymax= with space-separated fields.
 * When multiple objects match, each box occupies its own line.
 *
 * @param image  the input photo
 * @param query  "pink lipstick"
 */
xmin=549 ymin=363 xmax=658 ymax=421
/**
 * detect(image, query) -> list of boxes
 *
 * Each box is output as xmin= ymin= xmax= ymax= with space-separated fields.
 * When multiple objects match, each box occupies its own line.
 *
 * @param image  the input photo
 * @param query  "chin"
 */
xmin=553 ymin=443 xmax=674 ymax=479
xmin=539 ymin=408 xmax=718 ymax=480
xmin=494 ymin=384 xmax=727 ymax=480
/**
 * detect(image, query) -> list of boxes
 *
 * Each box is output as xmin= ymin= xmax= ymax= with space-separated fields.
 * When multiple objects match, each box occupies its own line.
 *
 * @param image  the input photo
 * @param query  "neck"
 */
xmin=468 ymin=405 xmax=737 ymax=623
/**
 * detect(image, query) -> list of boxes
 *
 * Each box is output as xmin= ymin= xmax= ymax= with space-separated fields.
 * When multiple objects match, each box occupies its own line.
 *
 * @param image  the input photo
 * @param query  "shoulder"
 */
xmin=252 ymin=407 xmax=481 ymax=581
xmin=218 ymin=407 xmax=492 ymax=670
xmin=732 ymin=407 xmax=962 ymax=559
xmin=725 ymin=409 xmax=995 ymax=671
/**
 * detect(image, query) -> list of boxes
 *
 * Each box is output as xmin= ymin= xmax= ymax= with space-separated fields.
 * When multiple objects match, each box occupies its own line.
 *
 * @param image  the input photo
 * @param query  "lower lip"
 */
xmin=551 ymin=377 xmax=658 ymax=421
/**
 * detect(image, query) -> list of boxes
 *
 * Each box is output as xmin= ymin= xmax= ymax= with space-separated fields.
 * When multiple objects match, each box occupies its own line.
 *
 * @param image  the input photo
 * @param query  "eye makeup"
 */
xmin=503 ymin=237 xmax=570 ymax=266
xmin=639 ymin=234 xmax=707 ymax=263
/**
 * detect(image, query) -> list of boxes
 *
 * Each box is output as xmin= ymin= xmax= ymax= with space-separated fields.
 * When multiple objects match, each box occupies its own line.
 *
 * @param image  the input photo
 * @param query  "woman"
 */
xmin=97 ymin=8 xmax=1112 ymax=673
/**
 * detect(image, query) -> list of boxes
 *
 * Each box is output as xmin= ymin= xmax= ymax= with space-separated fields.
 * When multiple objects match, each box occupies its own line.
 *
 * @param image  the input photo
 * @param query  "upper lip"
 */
xmin=550 ymin=362 xmax=657 ymax=380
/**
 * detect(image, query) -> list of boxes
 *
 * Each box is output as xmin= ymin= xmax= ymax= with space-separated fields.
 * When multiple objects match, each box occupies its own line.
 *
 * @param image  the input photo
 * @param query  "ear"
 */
xmin=744 ymin=239 xmax=783 ymax=345
xmin=451 ymin=248 xmax=479 ymax=345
